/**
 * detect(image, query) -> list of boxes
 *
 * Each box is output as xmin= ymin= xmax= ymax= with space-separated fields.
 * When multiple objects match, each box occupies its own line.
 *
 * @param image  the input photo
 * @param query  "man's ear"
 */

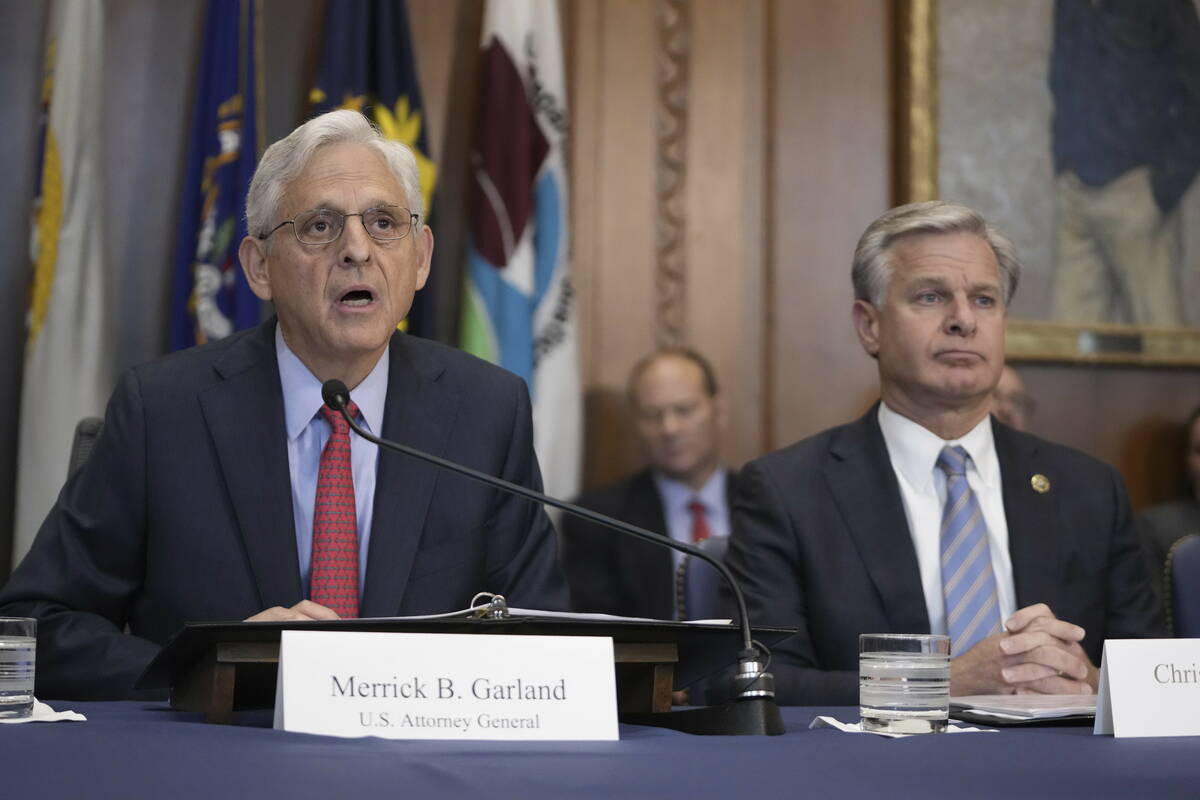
xmin=413 ymin=225 xmax=434 ymax=291
xmin=238 ymin=236 xmax=274 ymax=301
xmin=852 ymin=299 xmax=882 ymax=358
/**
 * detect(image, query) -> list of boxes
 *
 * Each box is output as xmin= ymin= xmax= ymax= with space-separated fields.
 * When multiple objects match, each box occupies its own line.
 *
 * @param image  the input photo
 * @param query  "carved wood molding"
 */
xmin=655 ymin=0 xmax=690 ymax=347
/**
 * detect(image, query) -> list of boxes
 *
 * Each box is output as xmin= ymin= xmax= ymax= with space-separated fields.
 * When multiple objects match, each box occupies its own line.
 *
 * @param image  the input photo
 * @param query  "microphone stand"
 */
xmin=323 ymin=381 xmax=783 ymax=735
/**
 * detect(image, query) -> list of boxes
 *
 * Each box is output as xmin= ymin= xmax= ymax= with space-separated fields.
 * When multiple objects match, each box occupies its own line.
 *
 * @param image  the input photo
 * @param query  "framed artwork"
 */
xmin=894 ymin=0 xmax=1200 ymax=365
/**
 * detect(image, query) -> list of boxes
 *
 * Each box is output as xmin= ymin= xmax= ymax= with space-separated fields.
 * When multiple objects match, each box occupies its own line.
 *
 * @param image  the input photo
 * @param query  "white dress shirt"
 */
xmin=876 ymin=402 xmax=1017 ymax=635
xmin=276 ymin=326 xmax=387 ymax=598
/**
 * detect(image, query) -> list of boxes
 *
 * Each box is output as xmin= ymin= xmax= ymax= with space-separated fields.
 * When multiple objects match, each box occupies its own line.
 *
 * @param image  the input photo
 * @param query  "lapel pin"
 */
xmin=1031 ymin=474 xmax=1050 ymax=494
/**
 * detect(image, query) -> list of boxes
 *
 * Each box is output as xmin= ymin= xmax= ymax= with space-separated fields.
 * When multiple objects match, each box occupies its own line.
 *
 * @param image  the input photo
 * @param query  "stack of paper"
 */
xmin=951 ymin=695 xmax=1096 ymax=724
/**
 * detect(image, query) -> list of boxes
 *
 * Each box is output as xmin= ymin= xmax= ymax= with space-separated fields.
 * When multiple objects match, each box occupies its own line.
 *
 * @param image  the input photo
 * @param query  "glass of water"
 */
xmin=0 ymin=617 xmax=36 ymax=719
xmin=859 ymin=633 xmax=950 ymax=734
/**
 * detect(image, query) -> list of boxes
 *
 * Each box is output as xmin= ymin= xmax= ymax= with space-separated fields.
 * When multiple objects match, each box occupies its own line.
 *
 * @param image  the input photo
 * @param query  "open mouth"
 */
xmin=338 ymin=288 xmax=375 ymax=307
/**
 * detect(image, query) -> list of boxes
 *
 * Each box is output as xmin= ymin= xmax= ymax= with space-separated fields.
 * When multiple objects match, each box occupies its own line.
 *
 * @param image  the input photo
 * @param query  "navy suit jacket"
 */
xmin=726 ymin=406 xmax=1163 ymax=706
xmin=561 ymin=469 xmax=738 ymax=618
xmin=0 ymin=321 xmax=568 ymax=699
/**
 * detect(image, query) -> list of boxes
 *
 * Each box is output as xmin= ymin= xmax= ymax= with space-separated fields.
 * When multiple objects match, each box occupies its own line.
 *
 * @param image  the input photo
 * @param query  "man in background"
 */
xmin=561 ymin=349 xmax=734 ymax=619
xmin=728 ymin=200 xmax=1161 ymax=705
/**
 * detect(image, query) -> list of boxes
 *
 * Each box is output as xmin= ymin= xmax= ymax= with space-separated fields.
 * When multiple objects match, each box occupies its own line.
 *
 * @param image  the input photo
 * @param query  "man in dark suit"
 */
xmin=0 ymin=110 xmax=567 ymax=700
xmin=561 ymin=349 xmax=735 ymax=618
xmin=727 ymin=201 xmax=1161 ymax=706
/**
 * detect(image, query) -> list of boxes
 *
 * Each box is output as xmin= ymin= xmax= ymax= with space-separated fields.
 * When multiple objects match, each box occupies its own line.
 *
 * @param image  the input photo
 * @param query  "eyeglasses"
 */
xmin=258 ymin=204 xmax=419 ymax=245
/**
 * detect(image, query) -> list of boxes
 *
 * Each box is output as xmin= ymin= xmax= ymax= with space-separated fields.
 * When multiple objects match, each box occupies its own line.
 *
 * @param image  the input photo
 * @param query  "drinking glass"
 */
xmin=859 ymin=633 xmax=950 ymax=734
xmin=0 ymin=617 xmax=36 ymax=719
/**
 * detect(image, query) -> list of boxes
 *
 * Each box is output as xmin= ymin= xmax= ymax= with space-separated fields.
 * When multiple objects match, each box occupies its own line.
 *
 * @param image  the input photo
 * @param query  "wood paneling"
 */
xmin=767 ymin=0 xmax=891 ymax=447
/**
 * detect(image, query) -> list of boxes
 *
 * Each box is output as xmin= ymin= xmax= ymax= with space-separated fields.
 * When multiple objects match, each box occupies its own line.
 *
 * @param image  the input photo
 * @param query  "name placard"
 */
xmin=273 ymin=631 xmax=618 ymax=740
xmin=1095 ymin=639 xmax=1200 ymax=738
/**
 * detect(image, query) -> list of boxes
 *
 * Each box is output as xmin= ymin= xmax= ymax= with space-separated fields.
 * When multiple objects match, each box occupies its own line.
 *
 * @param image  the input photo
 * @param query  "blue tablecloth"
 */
xmin=1 ymin=702 xmax=1195 ymax=798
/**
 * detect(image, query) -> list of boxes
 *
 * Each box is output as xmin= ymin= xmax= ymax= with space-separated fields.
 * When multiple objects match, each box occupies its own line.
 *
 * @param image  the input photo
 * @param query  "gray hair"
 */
xmin=244 ymin=109 xmax=424 ymax=239
xmin=851 ymin=200 xmax=1022 ymax=308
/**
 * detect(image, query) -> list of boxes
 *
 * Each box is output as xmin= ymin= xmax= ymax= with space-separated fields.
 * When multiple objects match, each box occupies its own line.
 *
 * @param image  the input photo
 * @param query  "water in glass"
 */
xmin=859 ymin=650 xmax=950 ymax=734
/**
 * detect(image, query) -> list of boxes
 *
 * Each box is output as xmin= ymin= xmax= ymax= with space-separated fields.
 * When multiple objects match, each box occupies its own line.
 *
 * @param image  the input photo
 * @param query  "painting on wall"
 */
xmin=895 ymin=0 xmax=1200 ymax=365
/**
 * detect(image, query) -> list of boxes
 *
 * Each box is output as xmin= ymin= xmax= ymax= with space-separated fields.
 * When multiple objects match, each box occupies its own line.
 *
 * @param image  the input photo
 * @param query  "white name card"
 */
xmin=273 ymin=631 xmax=618 ymax=740
xmin=1095 ymin=639 xmax=1200 ymax=737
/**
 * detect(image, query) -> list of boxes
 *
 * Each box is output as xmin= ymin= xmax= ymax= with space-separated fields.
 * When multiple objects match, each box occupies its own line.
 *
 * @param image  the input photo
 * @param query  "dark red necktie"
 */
xmin=310 ymin=402 xmax=360 ymax=618
xmin=688 ymin=499 xmax=712 ymax=543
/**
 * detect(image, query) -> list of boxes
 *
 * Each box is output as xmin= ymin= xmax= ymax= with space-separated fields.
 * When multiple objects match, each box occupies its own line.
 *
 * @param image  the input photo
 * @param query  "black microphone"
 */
xmin=321 ymin=379 xmax=776 ymax=709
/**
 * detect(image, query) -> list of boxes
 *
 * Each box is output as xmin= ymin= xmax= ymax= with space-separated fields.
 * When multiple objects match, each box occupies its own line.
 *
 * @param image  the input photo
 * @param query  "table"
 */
xmin=2 ymin=702 xmax=1196 ymax=798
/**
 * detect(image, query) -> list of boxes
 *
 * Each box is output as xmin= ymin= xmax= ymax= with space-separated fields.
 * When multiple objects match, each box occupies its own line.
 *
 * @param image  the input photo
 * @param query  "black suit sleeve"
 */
xmin=559 ymin=511 xmax=618 ymax=614
xmin=0 ymin=369 xmax=161 ymax=700
xmin=480 ymin=373 xmax=569 ymax=612
xmin=727 ymin=460 xmax=857 ymax=705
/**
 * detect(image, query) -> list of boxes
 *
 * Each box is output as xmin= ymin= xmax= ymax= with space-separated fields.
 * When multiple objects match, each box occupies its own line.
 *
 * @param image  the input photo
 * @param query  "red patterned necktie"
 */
xmin=688 ymin=499 xmax=712 ymax=543
xmin=310 ymin=401 xmax=360 ymax=618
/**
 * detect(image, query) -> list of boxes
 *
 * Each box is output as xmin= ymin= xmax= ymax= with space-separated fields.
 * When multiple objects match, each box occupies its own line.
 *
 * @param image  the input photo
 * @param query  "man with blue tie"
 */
xmin=726 ymin=201 xmax=1161 ymax=706
xmin=0 ymin=110 xmax=567 ymax=699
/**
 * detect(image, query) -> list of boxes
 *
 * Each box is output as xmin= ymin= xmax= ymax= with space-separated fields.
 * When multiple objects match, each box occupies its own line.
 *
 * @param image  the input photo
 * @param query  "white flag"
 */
xmin=460 ymin=0 xmax=581 ymax=502
xmin=14 ymin=0 xmax=111 ymax=566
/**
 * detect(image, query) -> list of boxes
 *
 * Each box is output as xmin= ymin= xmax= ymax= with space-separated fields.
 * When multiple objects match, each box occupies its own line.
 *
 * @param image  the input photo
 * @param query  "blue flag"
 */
xmin=169 ymin=0 xmax=262 ymax=350
xmin=310 ymin=0 xmax=438 ymax=337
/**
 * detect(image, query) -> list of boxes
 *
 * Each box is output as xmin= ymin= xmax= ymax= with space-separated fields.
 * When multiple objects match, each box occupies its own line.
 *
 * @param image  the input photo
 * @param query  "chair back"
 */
xmin=69 ymin=417 xmax=104 ymax=477
xmin=1167 ymin=534 xmax=1200 ymax=638
xmin=674 ymin=535 xmax=729 ymax=620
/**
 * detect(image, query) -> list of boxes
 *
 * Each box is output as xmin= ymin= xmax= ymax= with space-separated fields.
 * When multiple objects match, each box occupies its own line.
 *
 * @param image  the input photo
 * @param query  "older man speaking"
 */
xmin=726 ymin=201 xmax=1161 ymax=706
xmin=0 ymin=110 xmax=567 ymax=700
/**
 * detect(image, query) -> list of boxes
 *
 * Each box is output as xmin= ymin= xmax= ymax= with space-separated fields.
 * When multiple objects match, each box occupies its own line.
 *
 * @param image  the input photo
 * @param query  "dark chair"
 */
xmin=1166 ymin=534 xmax=1200 ymax=638
xmin=68 ymin=417 xmax=104 ymax=476
xmin=674 ymin=535 xmax=729 ymax=621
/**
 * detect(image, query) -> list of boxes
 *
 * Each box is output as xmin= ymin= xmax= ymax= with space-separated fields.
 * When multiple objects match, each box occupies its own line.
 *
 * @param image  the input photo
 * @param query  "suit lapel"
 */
xmin=825 ymin=408 xmax=930 ymax=633
xmin=199 ymin=321 xmax=302 ymax=610
xmin=360 ymin=334 xmax=459 ymax=616
xmin=994 ymin=421 xmax=1065 ymax=608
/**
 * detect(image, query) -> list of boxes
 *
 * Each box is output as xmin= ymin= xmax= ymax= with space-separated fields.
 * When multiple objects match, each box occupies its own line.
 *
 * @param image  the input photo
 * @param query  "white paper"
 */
xmin=1094 ymin=639 xmax=1200 ymax=738
xmin=809 ymin=715 xmax=994 ymax=738
xmin=952 ymin=694 xmax=1096 ymax=719
xmin=275 ymin=631 xmax=619 ymax=740
xmin=0 ymin=699 xmax=86 ymax=724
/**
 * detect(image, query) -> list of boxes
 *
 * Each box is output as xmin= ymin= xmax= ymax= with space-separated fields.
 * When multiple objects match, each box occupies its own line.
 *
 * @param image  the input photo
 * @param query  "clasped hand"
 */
xmin=244 ymin=600 xmax=342 ymax=622
xmin=949 ymin=603 xmax=1098 ymax=696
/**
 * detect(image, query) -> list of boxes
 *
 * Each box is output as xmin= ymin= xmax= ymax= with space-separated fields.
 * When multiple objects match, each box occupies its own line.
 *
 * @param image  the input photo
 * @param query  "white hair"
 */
xmin=852 ymin=200 xmax=1022 ymax=307
xmin=245 ymin=109 xmax=424 ymax=239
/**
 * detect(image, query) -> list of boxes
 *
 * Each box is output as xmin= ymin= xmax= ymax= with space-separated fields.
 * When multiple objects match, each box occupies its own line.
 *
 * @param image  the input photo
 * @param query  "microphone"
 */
xmin=321 ymin=379 xmax=777 ymax=710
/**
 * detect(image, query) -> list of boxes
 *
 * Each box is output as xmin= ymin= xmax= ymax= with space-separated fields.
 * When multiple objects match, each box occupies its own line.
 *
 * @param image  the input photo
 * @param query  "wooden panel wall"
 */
xmin=766 ymin=0 xmax=890 ymax=448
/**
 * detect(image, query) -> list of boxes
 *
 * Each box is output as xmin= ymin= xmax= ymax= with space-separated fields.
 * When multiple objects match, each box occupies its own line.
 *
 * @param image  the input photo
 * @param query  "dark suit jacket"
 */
xmin=1136 ymin=497 xmax=1200 ymax=612
xmin=726 ymin=406 xmax=1163 ymax=706
xmin=0 ymin=321 xmax=567 ymax=700
xmin=561 ymin=469 xmax=738 ymax=618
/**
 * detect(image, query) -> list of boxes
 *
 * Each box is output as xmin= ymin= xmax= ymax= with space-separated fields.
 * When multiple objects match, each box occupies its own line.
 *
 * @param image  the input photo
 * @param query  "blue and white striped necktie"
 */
xmin=936 ymin=445 xmax=1002 ymax=656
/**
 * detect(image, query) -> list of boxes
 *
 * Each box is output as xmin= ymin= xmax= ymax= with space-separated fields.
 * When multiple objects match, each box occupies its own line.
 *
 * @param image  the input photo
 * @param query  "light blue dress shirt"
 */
xmin=652 ymin=467 xmax=731 ymax=569
xmin=275 ymin=326 xmax=387 ymax=600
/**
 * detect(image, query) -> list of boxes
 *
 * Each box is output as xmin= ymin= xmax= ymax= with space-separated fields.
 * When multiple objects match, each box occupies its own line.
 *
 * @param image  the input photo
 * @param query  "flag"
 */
xmin=310 ymin=0 xmax=438 ymax=337
xmin=169 ymin=0 xmax=262 ymax=351
xmin=460 ymin=0 xmax=581 ymax=502
xmin=14 ymin=0 xmax=112 ymax=565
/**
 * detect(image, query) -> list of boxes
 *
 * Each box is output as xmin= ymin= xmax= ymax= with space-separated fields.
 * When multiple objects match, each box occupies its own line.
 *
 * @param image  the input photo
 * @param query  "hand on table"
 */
xmin=950 ymin=603 xmax=1097 ymax=696
xmin=244 ymin=600 xmax=342 ymax=622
